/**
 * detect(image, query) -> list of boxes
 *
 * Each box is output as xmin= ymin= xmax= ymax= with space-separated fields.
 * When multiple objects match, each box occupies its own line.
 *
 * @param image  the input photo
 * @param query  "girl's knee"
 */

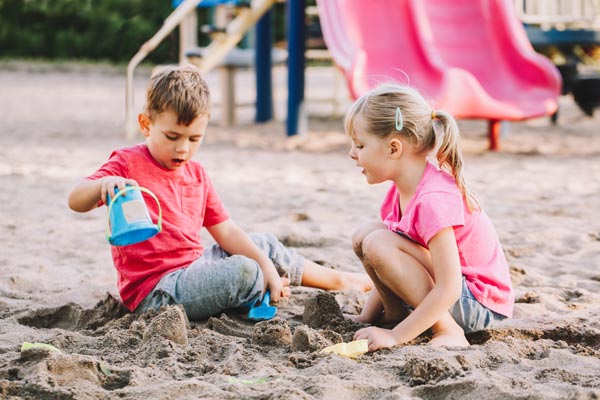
xmin=361 ymin=231 xmax=396 ymax=269
xmin=352 ymin=222 xmax=386 ymax=258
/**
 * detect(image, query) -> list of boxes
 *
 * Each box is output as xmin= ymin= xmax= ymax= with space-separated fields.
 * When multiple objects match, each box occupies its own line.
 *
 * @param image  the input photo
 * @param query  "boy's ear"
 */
xmin=389 ymin=138 xmax=403 ymax=159
xmin=138 ymin=113 xmax=151 ymax=137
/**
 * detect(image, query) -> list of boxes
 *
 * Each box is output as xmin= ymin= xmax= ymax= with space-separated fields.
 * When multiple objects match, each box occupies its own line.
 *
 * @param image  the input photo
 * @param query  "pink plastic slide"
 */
xmin=316 ymin=0 xmax=562 ymax=149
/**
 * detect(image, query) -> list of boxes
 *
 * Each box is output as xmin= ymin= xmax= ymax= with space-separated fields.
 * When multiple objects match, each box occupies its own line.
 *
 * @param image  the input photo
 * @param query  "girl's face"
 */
xmin=348 ymin=121 xmax=395 ymax=184
xmin=138 ymin=110 xmax=209 ymax=170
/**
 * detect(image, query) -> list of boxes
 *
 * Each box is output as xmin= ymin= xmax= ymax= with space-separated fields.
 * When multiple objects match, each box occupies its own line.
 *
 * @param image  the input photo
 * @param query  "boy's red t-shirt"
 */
xmin=86 ymin=143 xmax=229 ymax=311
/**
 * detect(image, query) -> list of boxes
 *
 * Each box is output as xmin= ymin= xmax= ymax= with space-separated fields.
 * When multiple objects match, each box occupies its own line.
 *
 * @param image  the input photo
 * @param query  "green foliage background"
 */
xmin=0 ymin=0 xmax=201 ymax=63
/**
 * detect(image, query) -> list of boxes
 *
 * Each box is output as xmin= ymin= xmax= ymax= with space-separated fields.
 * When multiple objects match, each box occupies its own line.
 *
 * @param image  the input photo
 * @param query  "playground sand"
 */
xmin=1 ymin=64 xmax=600 ymax=399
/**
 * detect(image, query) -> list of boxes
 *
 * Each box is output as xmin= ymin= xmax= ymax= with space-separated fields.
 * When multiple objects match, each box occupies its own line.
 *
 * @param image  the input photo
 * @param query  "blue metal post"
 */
xmin=255 ymin=9 xmax=273 ymax=123
xmin=286 ymin=0 xmax=305 ymax=136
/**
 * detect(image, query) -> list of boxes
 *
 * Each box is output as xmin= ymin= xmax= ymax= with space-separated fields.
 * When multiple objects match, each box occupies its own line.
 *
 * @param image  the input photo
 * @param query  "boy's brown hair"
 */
xmin=144 ymin=64 xmax=211 ymax=126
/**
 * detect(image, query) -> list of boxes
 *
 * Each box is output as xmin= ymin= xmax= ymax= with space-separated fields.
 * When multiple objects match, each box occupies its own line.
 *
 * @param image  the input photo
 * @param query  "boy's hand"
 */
xmin=100 ymin=176 xmax=138 ymax=205
xmin=263 ymin=266 xmax=290 ymax=303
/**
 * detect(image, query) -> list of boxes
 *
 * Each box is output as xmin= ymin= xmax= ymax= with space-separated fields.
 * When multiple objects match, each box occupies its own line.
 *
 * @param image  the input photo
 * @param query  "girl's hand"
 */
xmin=354 ymin=326 xmax=400 ymax=352
xmin=100 ymin=176 xmax=138 ymax=205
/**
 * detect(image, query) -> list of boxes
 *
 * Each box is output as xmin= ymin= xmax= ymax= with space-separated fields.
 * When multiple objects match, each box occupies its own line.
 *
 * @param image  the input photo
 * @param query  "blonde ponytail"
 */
xmin=434 ymin=110 xmax=480 ymax=211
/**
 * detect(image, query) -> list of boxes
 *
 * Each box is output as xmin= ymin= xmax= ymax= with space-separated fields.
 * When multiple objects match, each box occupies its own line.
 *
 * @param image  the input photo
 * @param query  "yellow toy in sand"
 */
xmin=320 ymin=339 xmax=368 ymax=358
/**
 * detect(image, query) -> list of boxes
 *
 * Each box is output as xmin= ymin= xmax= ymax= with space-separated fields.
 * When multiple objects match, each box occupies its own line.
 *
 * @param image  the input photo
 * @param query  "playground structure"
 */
xmin=316 ymin=0 xmax=562 ymax=150
xmin=124 ymin=0 xmax=600 ymax=150
xmin=125 ymin=0 xmax=283 ymax=138
xmin=515 ymin=0 xmax=600 ymax=118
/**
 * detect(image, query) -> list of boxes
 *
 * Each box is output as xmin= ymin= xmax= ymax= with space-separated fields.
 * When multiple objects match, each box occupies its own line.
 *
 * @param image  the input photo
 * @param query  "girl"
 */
xmin=345 ymin=84 xmax=514 ymax=350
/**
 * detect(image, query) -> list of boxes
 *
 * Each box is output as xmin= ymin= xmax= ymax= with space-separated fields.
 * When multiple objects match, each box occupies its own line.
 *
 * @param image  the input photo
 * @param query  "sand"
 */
xmin=0 ymin=62 xmax=600 ymax=399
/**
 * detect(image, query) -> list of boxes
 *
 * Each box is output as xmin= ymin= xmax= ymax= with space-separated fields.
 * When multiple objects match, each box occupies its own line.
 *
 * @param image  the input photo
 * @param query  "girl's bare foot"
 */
xmin=429 ymin=333 xmax=470 ymax=347
xmin=374 ymin=309 xmax=409 ymax=327
xmin=343 ymin=313 xmax=365 ymax=323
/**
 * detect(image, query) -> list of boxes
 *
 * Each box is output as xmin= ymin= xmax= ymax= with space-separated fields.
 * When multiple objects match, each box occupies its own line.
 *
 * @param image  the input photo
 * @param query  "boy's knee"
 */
xmin=229 ymin=255 xmax=261 ymax=284
xmin=227 ymin=255 xmax=263 ymax=306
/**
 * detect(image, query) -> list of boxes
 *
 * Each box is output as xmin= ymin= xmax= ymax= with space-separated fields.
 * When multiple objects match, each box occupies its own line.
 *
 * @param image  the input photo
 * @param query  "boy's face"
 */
xmin=138 ymin=110 xmax=209 ymax=170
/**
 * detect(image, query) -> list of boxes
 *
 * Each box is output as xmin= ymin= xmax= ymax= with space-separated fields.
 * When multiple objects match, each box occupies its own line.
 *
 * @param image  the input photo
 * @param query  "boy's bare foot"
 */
xmin=337 ymin=271 xmax=374 ymax=292
xmin=429 ymin=333 xmax=470 ymax=347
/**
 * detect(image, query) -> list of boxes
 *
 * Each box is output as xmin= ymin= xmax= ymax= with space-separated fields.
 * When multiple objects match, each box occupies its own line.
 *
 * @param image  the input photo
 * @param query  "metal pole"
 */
xmin=255 ymin=9 xmax=273 ymax=122
xmin=286 ymin=0 xmax=305 ymax=136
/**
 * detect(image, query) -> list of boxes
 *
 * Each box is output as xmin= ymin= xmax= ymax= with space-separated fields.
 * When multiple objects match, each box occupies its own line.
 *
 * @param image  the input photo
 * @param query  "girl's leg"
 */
xmin=361 ymin=229 xmax=469 ymax=346
xmin=349 ymin=222 xmax=407 ymax=324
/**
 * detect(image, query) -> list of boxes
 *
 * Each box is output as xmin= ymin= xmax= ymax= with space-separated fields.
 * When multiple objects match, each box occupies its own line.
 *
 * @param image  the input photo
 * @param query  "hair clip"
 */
xmin=395 ymin=107 xmax=403 ymax=131
xmin=431 ymin=110 xmax=437 ymax=120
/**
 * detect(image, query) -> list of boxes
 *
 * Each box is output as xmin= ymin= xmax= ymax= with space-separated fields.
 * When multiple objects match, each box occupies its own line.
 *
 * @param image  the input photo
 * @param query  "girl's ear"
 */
xmin=138 ymin=113 xmax=151 ymax=138
xmin=389 ymin=138 xmax=403 ymax=159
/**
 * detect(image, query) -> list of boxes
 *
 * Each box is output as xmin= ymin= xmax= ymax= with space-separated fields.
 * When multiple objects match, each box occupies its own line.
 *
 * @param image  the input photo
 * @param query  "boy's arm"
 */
xmin=68 ymin=176 xmax=138 ymax=212
xmin=206 ymin=220 xmax=286 ymax=302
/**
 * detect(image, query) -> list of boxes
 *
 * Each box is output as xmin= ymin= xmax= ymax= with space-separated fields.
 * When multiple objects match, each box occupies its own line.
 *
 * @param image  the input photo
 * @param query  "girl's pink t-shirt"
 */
xmin=87 ymin=143 xmax=229 ymax=311
xmin=380 ymin=162 xmax=514 ymax=317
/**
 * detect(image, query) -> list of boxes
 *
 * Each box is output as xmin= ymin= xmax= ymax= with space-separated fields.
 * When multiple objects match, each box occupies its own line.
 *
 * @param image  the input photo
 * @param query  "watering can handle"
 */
xmin=105 ymin=186 xmax=163 ymax=242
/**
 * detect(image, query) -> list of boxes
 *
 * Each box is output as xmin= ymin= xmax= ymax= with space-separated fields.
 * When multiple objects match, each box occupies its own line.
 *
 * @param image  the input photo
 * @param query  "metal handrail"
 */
xmin=125 ymin=0 xmax=204 ymax=138
xmin=124 ymin=0 xmax=277 ymax=138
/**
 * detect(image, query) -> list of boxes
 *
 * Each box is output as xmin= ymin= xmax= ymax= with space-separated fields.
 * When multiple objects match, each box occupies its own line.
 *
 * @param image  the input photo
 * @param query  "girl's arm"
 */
xmin=206 ymin=220 xmax=286 ymax=302
xmin=68 ymin=176 xmax=138 ymax=212
xmin=355 ymin=227 xmax=462 ymax=350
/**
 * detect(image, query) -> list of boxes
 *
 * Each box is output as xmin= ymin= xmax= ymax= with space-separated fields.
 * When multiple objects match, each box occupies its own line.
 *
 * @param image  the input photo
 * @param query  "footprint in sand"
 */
xmin=16 ymin=293 xmax=128 ymax=331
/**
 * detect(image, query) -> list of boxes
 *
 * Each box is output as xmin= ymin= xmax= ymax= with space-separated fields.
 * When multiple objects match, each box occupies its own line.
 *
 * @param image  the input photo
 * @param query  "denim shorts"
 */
xmin=135 ymin=232 xmax=305 ymax=320
xmin=449 ymin=277 xmax=507 ymax=333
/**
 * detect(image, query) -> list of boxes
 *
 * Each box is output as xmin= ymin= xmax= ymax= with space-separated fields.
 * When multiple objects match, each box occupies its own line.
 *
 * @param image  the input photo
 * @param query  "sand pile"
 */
xmin=1 ymin=65 xmax=599 ymax=398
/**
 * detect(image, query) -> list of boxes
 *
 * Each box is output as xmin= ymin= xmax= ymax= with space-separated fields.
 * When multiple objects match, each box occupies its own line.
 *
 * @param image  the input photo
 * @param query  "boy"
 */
xmin=68 ymin=64 xmax=371 ymax=320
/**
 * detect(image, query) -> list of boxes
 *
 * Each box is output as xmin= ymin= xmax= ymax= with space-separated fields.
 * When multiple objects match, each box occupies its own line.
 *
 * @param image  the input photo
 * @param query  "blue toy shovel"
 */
xmin=248 ymin=290 xmax=277 ymax=321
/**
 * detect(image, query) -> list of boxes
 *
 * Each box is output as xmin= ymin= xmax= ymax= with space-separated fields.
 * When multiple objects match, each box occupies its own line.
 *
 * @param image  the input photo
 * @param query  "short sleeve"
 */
xmin=84 ymin=150 xmax=130 ymax=207
xmin=201 ymin=171 xmax=229 ymax=227
xmin=86 ymin=150 xmax=129 ymax=181
xmin=413 ymin=192 xmax=465 ymax=244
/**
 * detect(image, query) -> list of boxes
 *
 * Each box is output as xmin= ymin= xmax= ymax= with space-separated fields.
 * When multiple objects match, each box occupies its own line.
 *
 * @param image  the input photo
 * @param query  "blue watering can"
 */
xmin=106 ymin=186 xmax=162 ymax=246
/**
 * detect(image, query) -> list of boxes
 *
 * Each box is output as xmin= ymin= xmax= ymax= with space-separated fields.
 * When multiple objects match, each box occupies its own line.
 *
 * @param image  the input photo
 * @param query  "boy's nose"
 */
xmin=176 ymin=141 xmax=189 ymax=153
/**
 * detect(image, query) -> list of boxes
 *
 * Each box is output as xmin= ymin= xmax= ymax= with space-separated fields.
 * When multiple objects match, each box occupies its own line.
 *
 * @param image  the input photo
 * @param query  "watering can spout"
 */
xmin=106 ymin=185 xmax=162 ymax=246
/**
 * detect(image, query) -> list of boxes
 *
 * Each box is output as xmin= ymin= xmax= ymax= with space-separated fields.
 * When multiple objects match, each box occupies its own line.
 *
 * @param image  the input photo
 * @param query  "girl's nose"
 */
xmin=348 ymin=147 xmax=357 ymax=160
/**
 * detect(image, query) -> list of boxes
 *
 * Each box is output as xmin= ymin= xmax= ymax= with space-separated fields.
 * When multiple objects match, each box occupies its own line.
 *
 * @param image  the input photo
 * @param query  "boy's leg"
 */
xmin=299 ymin=261 xmax=373 ymax=292
xmin=247 ymin=232 xmax=372 ymax=292
xmin=137 ymin=253 xmax=264 ymax=321
xmin=173 ymin=254 xmax=264 ymax=320
xmin=360 ymin=229 xmax=469 ymax=346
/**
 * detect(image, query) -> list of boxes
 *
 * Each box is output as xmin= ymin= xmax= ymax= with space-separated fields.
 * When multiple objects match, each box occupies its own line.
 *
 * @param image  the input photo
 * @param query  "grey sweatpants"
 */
xmin=135 ymin=233 xmax=305 ymax=320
